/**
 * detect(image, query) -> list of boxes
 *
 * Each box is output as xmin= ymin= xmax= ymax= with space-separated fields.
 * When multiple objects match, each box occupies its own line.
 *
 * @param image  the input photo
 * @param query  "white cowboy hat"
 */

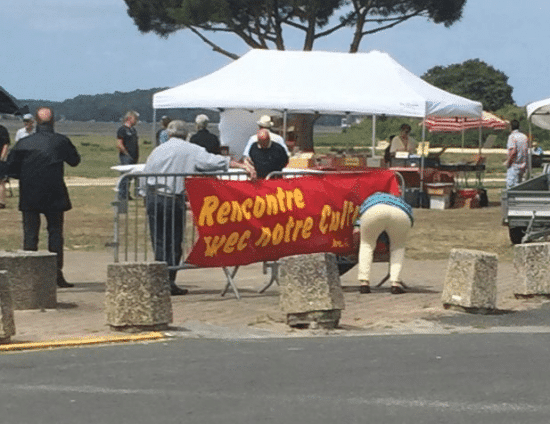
xmin=257 ymin=115 xmax=273 ymax=128
xmin=195 ymin=114 xmax=209 ymax=125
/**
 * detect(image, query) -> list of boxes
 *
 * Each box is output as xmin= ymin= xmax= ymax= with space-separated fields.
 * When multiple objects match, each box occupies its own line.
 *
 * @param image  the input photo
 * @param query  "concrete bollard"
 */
xmin=106 ymin=262 xmax=173 ymax=332
xmin=513 ymin=242 xmax=550 ymax=297
xmin=0 ymin=250 xmax=57 ymax=310
xmin=0 ymin=271 xmax=15 ymax=343
xmin=442 ymin=248 xmax=498 ymax=312
xmin=279 ymin=252 xmax=344 ymax=329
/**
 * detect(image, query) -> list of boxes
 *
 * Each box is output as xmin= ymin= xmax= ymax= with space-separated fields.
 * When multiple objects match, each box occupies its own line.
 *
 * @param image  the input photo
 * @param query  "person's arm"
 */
xmin=230 ymin=158 xmax=256 ymax=180
xmin=0 ymin=144 xmax=8 ymax=161
xmin=280 ymin=148 xmax=289 ymax=169
xmin=116 ymin=138 xmax=129 ymax=155
xmin=5 ymin=148 xmax=22 ymax=179
xmin=242 ymin=136 xmax=255 ymax=159
xmin=64 ymin=138 xmax=81 ymax=167
xmin=505 ymin=147 xmax=516 ymax=168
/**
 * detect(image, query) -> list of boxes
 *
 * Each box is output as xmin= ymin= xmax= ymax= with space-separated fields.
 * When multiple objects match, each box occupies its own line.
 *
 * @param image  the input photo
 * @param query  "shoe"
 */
xmin=390 ymin=285 xmax=406 ymax=295
xmin=170 ymin=284 xmax=188 ymax=296
xmin=57 ymin=277 xmax=74 ymax=288
xmin=0 ymin=203 xmax=5 ymax=209
xmin=359 ymin=285 xmax=371 ymax=294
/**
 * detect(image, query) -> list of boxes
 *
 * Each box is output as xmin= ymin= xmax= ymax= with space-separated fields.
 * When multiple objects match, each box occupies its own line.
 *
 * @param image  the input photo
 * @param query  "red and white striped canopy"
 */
xmin=423 ymin=111 xmax=509 ymax=133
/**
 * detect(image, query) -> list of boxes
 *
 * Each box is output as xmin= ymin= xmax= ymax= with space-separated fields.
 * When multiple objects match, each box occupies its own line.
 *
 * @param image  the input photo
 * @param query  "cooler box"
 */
xmin=426 ymin=182 xmax=454 ymax=210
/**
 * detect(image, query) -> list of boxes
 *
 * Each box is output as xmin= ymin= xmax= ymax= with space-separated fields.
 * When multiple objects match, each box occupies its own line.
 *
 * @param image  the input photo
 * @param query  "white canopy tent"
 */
xmin=527 ymin=97 xmax=550 ymax=130
xmin=153 ymin=49 xmax=482 ymax=158
xmin=525 ymin=97 xmax=550 ymax=178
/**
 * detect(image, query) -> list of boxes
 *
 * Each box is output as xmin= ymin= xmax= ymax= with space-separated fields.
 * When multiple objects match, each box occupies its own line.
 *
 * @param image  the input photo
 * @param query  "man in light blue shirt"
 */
xmin=143 ymin=120 xmax=255 ymax=295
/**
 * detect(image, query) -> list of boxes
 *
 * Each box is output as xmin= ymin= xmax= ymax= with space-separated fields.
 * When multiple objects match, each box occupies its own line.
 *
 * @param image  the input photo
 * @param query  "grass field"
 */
xmin=0 ymin=120 xmax=517 ymax=262
xmin=0 ymin=185 xmax=515 ymax=262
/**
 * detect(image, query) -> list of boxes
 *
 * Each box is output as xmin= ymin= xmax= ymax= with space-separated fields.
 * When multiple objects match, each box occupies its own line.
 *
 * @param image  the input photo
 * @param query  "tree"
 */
xmin=124 ymin=0 xmax=467 ymax=58
xmin=125 ymin=0 xmax=467 ymax=151
xmin=422 ymin=59 xmax=514 ymax=111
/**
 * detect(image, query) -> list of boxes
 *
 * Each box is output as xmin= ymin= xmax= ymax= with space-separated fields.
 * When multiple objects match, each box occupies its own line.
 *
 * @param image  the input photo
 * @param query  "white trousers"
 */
xmin=357 ymin=203 xmax=412 ymax=283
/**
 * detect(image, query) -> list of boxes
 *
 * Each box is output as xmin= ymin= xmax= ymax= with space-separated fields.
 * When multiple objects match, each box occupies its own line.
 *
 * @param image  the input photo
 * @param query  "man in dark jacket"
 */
xmin=6 ymin=107 xmax=81 ymax=288
xmin=189 ymin=114 xmax=221 ymax=154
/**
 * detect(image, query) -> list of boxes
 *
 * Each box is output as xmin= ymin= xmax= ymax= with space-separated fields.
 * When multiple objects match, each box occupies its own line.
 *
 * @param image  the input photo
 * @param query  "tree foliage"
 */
xmin=124 ymin=0 xmax=467 ymax=57
xmin=422 ymin=59 xmax=514 ymax=111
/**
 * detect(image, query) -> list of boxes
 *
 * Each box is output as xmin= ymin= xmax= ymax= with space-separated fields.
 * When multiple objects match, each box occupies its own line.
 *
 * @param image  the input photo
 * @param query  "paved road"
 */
xmin=1 ymin=333 xmax=549 ymax=424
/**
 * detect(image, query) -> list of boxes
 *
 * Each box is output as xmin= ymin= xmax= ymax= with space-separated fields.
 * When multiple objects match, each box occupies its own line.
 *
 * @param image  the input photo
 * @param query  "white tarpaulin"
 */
xmin=153 ymin=49 xmax=482 ymax=118
xmin=218 ymin=109 xmax=278 ymax=155
xmin=527 ymin=97 xmax=550 ymax=130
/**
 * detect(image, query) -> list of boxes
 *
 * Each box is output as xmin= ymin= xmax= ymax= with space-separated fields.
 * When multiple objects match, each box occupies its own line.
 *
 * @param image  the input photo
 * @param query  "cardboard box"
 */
xmin=426 ymin=183 xmax=453 ymax=210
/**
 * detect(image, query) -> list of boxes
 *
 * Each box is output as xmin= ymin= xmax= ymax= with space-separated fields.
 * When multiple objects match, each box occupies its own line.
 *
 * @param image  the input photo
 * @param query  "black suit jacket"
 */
xmin=189 ymin=129 xmax=221 ymax=154
xmin=7 ymin=124 xmax=80 ymax=212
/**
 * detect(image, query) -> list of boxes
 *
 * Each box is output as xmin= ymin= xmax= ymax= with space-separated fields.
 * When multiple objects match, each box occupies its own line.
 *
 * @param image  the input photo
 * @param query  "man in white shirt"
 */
xmin=242 ymin=115 xmax=289 ymax=159
xmin=15 ymin=114 xmax=35 ymax=142
xmin=505 ymin=119 xmax=528 ymax=188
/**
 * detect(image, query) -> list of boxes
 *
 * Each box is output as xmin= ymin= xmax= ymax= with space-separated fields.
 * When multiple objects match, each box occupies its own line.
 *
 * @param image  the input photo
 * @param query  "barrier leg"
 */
xmin=221 ymin=266 xmax=240 ymax=300
xmin=258 ymin=261 xmax=280 ymax=293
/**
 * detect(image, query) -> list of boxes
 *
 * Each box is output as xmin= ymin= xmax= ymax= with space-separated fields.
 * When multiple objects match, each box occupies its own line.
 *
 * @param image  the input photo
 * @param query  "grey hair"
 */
xmin=166 ymin=120 xmax=188 ymax=139
xmin=123 ymin=110 xmax=139 ymax=123
xmin=195 ymin=114 xmax=209 ymax=130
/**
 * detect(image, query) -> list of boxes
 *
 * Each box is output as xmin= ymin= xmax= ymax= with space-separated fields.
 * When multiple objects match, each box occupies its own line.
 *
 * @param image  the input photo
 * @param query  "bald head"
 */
xmin=257 ymin=128 xmax=270 ymax=148
xmin=36 ymin=107 xmax=54 ymax=126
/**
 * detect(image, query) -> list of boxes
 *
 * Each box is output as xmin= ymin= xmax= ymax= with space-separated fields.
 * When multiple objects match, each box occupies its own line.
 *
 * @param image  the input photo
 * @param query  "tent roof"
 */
xmin=153 ymin=49 xmax=482 ymax=118
xmin=527 ymin=97 xmax=550 ymax=130
xmin=0 ymin=86 xmax=20 ymax=115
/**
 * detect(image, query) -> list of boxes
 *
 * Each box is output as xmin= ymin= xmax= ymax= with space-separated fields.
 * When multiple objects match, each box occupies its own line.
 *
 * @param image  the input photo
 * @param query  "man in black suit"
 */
xmin=5 ymin=107 xmax=81 ymax=287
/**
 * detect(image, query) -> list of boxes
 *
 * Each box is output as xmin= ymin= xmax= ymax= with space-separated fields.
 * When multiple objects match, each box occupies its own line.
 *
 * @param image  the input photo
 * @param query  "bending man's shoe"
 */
xmin=359 ymin=281 xmax=371 ymax=294
xmin=170 ymin=283 xmax=188 ymax=296
xmin=390 ymin=285 xmax=406 ymax=295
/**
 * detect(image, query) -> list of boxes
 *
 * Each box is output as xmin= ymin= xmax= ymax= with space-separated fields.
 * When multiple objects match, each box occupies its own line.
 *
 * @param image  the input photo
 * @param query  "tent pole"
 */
xmin=478 ymin=125 xmax=482 ymax=156
xmin=420 ymin=119 xmax=425 ymax=193
xmin=372 ymin=114 xmax=376 ymax=157
xmin=527 ymin=117 xmax=533 ymax=180
xmin=283 ymin=110 xmax=287 ymax=140
xmin=152 ymin=109 xmax=157 ymax=146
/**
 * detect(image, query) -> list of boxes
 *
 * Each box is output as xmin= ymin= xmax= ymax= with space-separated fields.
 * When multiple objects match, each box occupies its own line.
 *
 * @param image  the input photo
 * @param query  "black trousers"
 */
xmin=22 ymin=210 xmax=64 ymax=278
xmin=146 ymin=194 xmax=185 ymax=284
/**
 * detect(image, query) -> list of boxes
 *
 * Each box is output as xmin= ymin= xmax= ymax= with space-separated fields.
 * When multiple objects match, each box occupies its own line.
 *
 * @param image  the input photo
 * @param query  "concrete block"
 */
xmin=0 ymin=271 xmax=15 ymax=342
xmin=106 ymin=262 xmax=173 ymax=331
xmin=279 ymin=253 xmax=344 ymax=326
xmin=0 ymin=250 xmax=57 ymax=310
xmin=513 ymin=242 xmax=550 ymax=296
xmin=442 ymin=248 xmax=498 ymax=310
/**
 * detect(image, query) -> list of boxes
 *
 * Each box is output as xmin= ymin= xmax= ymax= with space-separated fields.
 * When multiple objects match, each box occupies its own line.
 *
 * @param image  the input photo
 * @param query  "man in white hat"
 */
xmin=242 ymin=114 xmax=289 ymax=160
xmin=15 ymin=113 xmax=35 ymax=142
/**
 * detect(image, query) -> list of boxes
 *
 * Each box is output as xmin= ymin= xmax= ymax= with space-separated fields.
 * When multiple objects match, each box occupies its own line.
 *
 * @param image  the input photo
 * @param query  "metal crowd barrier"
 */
xmin=111 ymin=169 xmax=405 ymax=299
xmin=112 ymin=170 xmax=251 ymax=298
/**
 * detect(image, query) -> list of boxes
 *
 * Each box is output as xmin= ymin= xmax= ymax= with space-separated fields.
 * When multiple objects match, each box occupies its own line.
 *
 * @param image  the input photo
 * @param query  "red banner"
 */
xmin=185 ymin=170 xmax=400 ymax=267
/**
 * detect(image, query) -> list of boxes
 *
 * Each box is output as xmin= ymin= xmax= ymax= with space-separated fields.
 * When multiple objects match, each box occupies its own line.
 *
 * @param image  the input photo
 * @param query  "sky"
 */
xmin=1 ymin=0 xmax=549 ymax=107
